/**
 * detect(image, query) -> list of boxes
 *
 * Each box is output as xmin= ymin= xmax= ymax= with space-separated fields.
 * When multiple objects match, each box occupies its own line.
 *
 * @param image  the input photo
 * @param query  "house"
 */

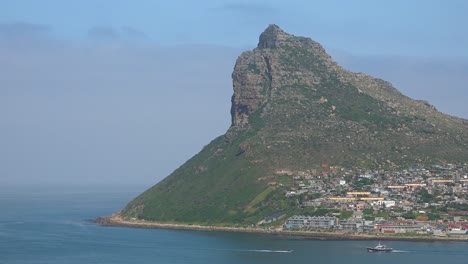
xmin=376 ymin=200 xmax=396 ymax=208
xmin=285 ymin=216 xmax=337 ymax=229
xmin=375 ymin=224 xmax=426 ymax=234
xmin=337 ymin=220 xmax=361 ymax=231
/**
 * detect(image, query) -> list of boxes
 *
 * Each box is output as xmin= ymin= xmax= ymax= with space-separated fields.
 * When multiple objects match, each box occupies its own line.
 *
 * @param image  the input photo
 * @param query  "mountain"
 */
xmin=120 ymin=25 xmax=468 ymax=225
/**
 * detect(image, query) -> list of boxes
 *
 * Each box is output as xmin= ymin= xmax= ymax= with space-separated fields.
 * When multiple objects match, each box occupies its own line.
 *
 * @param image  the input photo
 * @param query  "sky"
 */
xmin=1 ymin=0 xmax=467 ymax=187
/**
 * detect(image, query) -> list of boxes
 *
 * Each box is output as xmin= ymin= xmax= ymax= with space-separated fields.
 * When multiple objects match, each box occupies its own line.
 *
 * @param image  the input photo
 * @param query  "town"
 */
xmin=262 ymin=163 xmax=468 ymax=237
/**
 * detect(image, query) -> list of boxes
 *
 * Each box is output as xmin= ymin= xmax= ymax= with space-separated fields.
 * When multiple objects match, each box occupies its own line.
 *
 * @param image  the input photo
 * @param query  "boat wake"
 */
xmin=247 ymin=249 xmax=293 ymax=253
xmin=391 ymin=250 xmax=410 ymax=253
xmin=184 ymin=247 xmax=294 ymax=254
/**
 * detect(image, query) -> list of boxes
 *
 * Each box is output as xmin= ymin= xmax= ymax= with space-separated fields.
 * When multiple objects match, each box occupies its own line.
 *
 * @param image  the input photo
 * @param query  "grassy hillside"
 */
xmin=120 ymin=25 xmax=468 ymax=225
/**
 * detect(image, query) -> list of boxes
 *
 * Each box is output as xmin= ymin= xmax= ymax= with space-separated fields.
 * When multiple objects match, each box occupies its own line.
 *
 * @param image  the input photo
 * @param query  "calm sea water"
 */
xmin=1 ymin=185 xmax=467 ymax=264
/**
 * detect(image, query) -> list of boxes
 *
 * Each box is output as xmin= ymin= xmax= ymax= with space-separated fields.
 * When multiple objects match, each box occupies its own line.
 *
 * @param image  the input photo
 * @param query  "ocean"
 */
xmin=1 ymin=185 xmax=467 ymax=264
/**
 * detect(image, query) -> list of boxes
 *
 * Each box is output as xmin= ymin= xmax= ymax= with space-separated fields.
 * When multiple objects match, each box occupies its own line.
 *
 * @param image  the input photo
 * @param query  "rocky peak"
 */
xmin=231 ymin=24 xmax=466 ymax=146
xmin=231 ymin=25 xmax=334 ymax=128
xmin=258 ymin=24 xmax=290 ymax=49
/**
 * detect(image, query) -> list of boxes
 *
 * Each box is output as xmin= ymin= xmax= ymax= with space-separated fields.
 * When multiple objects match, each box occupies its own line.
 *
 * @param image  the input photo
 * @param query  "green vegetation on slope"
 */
xmin=122 ymin=129 xmax=274 ymax=225
xmin=121 ymin=25 xmax=468 ymax=226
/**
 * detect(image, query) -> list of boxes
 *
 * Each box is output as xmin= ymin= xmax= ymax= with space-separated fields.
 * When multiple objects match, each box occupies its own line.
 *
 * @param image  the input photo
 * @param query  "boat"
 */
xmin=366 ymin=242 xmax=393 ymax=252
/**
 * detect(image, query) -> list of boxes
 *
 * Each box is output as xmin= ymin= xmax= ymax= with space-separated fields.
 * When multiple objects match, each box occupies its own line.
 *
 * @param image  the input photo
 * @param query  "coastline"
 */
xmin=95 ymin=214 xmax=468 ymax=242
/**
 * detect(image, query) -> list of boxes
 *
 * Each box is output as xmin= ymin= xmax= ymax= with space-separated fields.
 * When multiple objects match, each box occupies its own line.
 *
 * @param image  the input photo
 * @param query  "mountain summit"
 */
xmin=121 ymin=25 xmax=468 ymax=225
xmin=258 ymin=24 xmax=289 ymax=48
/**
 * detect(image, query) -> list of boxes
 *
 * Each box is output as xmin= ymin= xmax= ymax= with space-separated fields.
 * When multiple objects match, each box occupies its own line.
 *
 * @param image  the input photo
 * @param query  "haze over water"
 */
xmin=1 ymin=186 xmax=467 ymax=264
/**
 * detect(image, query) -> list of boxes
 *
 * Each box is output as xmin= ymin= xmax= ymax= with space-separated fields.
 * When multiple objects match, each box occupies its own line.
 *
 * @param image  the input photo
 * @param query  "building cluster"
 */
xmin=276 ymin=163 xmax=468 ymax=236
xmin=284 ymin=215 xmax=468 ymax=236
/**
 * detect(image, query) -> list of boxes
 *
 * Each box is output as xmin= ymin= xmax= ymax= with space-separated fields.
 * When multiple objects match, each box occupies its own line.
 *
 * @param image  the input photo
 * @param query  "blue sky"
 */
xmin=1 ymin=0 xmax=467 ymax=186
xmin=2 ymin=0 xmax=468 ymax=56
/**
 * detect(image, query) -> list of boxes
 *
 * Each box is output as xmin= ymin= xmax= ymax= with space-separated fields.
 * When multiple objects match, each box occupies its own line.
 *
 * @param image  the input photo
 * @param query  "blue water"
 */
xmin=1 ymin=185 xmax=467 ymax=264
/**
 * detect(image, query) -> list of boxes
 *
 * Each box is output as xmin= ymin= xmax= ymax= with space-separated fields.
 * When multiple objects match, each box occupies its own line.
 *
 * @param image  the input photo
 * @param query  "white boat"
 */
xmin=366 ymin=242 xmax=393 ymax=252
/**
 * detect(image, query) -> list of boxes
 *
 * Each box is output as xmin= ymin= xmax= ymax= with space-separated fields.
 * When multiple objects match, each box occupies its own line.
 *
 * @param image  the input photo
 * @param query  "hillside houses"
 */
xmin=277 ymin=163 xmax=468 ymax=237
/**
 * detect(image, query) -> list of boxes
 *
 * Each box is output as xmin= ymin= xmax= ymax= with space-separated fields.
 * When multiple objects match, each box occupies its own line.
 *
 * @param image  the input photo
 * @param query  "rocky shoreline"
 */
xmin=95 ymin=214 xmax=468 ymax=242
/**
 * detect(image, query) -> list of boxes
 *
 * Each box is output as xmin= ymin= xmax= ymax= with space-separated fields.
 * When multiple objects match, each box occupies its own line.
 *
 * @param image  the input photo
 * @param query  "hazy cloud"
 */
xmin=88 ymin=26 xmax=148 ymax=41
xmin=121 ymin=26 xmax=147 ymax=39
xmin=88 ymin=26 xmax=119 ymax=40
xmin=0 ymin=22 xmax=60 ymax=51
xmin=0 ymin=22 xmax=51 ymax=37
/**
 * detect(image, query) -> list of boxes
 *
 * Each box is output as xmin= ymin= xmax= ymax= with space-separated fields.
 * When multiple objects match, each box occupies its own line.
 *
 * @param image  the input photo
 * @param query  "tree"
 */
xmin=417 ymin=188 xmax=433 ymax=203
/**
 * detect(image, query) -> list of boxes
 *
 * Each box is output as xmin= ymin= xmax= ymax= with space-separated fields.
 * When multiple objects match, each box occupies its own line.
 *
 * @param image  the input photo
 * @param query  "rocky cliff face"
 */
xmin=229 ymin=24 xmax=466 ymax=167
xmin=231 ymin=25 xmax=335 ymax=128
xmin=121 ymin=25 xmax=468 ymax=225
